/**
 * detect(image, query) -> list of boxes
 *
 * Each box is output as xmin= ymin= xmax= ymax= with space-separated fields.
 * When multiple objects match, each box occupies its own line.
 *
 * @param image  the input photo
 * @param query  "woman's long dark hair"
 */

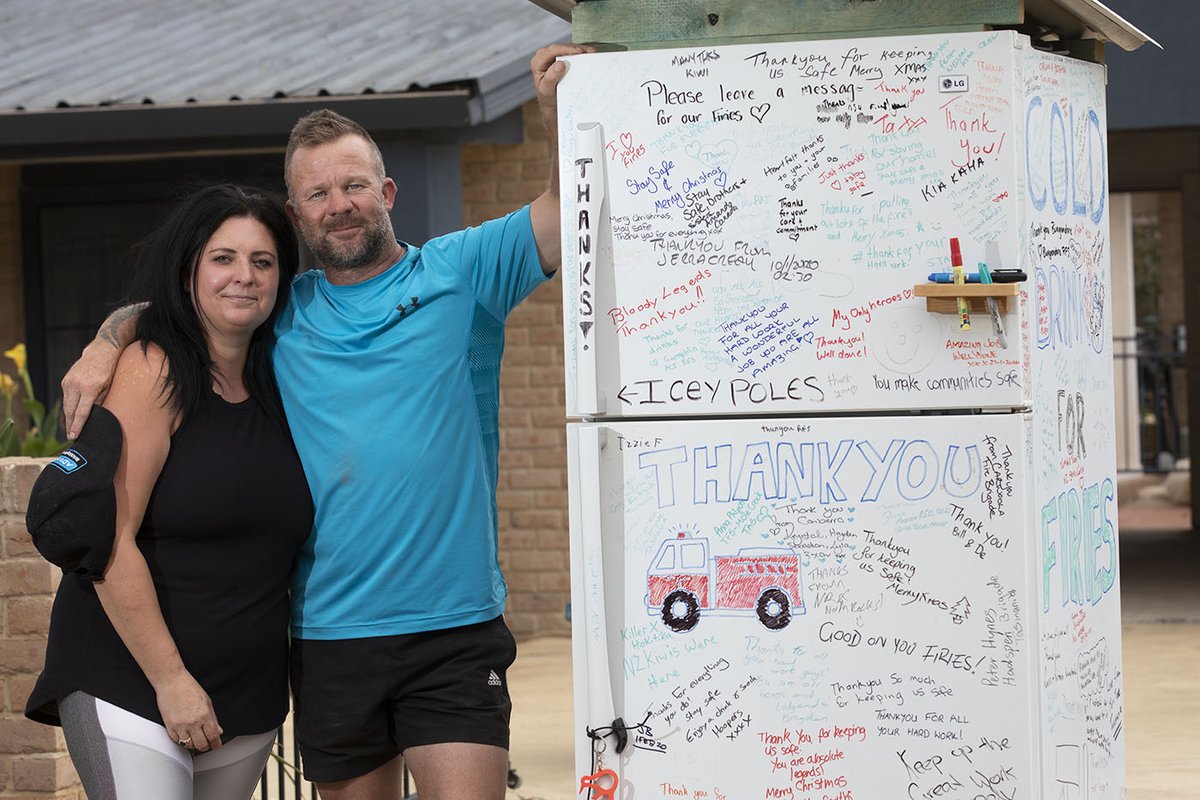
xmin=129 ymin=183 xmax=299 ymax=427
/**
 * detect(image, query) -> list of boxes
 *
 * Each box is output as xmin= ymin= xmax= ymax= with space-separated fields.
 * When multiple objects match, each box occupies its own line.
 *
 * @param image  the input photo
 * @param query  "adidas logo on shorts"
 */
xmin=488 ymin=670 xmax=502 ymax=687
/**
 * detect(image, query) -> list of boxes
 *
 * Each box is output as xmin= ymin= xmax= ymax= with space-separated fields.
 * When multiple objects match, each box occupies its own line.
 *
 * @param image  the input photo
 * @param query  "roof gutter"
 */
xmin=0 ymin=89 xmax=478 ymax=163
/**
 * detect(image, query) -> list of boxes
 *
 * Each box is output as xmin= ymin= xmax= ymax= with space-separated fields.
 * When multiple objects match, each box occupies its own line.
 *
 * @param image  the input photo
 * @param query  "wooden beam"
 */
xmin=1065 ymin=38 xmax=1105 ymax=64
xmin=572 ymin=0 xmax=1023 ymax=47
xmin=575 ymin=25 xmax=994 ymax=51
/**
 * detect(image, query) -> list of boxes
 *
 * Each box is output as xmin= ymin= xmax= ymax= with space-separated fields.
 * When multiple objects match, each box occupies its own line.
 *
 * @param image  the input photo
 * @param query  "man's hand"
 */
xmin=529 ymin=43 xmax=595 ymax=275
xmin=61 ymin=341 xmax=120 ymax=440
xmin=531 ymin=43 xmax=593 ymax=148
xmin=62 ymin=303 xmax=145 ymax=439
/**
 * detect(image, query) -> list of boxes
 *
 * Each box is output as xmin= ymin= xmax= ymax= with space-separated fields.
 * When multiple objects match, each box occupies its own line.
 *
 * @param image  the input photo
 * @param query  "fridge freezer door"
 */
xmin=568 ymin=415 xmax=1040 ymax=799
xmin=559 ymin=31 xmax=1045 ymax=418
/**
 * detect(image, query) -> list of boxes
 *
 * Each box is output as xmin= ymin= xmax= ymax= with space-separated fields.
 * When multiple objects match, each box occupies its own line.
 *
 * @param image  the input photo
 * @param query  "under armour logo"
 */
xmin=396 ymin=297 xmax=420 ymax=317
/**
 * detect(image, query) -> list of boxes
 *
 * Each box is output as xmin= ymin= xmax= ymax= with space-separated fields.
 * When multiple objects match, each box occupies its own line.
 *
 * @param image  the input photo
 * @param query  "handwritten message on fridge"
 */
xmin=559 ymin=31 xmax=1109 ymax=416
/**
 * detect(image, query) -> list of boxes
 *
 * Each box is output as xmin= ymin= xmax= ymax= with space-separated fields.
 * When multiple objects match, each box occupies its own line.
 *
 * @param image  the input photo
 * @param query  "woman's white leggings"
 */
xmin=59 ymin=691 xmax=277 ymax=800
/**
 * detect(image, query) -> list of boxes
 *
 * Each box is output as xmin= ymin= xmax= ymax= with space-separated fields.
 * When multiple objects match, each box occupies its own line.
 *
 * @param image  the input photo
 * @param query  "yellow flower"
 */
xmin=3 ymin=343 xmax=26 ymax=375
xmin=0 ymin=372 xmax=14 ymax=397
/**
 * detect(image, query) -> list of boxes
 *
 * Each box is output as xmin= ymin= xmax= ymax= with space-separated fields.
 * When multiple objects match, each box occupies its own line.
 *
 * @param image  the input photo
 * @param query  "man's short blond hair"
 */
xmin=284 ymin=109 xmax=386 ymax=196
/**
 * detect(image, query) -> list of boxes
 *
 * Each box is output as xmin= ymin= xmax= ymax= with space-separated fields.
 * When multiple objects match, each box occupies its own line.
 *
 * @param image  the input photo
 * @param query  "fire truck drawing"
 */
xmin=645 ymin=532 xmax=804 ymax=633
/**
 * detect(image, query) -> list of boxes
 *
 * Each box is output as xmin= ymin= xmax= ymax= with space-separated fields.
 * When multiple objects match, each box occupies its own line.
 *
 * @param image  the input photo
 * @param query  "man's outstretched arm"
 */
xmin=529 ymin=43 xmax=594 ymax=276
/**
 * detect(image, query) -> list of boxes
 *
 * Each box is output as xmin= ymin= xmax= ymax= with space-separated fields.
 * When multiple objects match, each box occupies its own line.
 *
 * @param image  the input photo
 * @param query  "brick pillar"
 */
xmin=1156 ymin=191 xmax=1189 ymax=453
xmin=0 ymin=458 xmax=82 ymax=800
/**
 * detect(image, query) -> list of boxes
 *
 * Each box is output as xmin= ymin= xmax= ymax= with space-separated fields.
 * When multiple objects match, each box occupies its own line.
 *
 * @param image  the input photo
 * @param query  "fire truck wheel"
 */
xmin=756 ymin=588 xmax=791 ymax=630
xmin=661 ymin=589 xmax=700 ymax=632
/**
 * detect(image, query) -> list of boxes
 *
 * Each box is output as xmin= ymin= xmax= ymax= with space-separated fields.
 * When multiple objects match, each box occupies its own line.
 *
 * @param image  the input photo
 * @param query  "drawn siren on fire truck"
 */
xmin=645 ymin=532 xmax=805 ymax=633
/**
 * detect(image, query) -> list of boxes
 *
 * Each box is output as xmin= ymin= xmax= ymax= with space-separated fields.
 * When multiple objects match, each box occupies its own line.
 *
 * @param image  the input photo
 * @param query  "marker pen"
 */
xmin=978 ymin=261 xmax=1008 ymax=349
xmin=927 ymin=269 xmax=1027 ymax=283
xmin=950 ymin=238 xmax=971 ymax=331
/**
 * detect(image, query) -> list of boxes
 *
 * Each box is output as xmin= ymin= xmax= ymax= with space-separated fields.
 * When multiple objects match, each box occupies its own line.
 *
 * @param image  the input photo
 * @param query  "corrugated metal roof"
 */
xmin=0 ymin=0 xmax=569 ymax=113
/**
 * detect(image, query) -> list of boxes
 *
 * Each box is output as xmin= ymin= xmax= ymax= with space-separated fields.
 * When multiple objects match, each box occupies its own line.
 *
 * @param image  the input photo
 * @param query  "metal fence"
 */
xmin=255 ymin=727 xmax=313 ymax=800
xmin=1114 ymin=332 xmax=1189 ymax=473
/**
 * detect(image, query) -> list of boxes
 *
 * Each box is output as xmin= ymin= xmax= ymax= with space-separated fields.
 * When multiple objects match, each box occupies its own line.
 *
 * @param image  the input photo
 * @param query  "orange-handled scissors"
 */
xmin=579 ymin=767 xmax=618 ymax=800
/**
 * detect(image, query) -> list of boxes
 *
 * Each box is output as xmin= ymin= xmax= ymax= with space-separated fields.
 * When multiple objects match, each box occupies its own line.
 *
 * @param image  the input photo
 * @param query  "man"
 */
xmin=60 ymin=43 xmax=591 ymax=800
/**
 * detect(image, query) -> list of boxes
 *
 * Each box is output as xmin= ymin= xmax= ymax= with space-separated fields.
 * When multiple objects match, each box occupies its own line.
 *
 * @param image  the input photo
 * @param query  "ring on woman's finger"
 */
xmin=177 ymin=736 xmax=193 ymax=747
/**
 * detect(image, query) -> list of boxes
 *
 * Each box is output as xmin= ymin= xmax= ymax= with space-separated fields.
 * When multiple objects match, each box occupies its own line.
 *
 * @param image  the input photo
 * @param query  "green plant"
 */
xmin=1 ymin=343 xmax=68 ymax=457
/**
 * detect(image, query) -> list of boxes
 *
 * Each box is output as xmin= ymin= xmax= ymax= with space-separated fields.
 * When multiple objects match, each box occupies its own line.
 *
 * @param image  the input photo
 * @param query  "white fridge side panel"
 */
xmin=569 ymin=416 xmax=1038 ymax=799
xmin=567 ymin=427 xmax=589 ymax=782
xmin=558 ymin=32 xmax=1031 ymax=418
xmin=1019 ymin=47 xmax=1126 ymax=800
xmin=568 ymin=425 xmax=633 ymax=786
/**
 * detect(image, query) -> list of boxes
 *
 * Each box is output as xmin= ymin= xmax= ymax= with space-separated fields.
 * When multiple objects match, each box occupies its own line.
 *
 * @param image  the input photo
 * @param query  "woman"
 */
xmin=26 ymin=184 xmax=314 ymax=799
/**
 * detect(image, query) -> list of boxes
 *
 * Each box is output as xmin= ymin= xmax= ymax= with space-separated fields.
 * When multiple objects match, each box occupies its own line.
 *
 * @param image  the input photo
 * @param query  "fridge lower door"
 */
xmin=568 ymin=414 xmax=1037 ymax=799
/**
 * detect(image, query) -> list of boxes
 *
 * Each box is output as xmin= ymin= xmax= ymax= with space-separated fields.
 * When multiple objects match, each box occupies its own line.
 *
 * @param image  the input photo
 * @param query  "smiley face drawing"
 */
xmin=870 ymin=307 xmax=945 ymax=374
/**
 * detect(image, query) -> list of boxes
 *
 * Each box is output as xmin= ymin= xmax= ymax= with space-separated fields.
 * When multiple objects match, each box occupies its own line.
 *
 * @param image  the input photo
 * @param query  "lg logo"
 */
xmin=940 ymin=75 xmax=969 ymax=93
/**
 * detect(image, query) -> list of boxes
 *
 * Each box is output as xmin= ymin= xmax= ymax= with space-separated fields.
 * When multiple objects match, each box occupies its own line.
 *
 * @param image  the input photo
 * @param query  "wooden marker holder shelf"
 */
xmin=913 ymin=283 xmax=1020 ymax=314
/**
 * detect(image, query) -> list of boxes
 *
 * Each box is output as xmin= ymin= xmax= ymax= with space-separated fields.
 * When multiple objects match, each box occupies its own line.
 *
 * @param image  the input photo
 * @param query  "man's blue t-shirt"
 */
xmin=273 ymin=206 xmax=549 ymax=640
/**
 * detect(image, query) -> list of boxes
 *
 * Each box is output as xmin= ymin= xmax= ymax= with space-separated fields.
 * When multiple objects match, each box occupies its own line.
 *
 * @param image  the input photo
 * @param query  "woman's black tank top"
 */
xmin=26 ymin=388 xmax=314 ymax=736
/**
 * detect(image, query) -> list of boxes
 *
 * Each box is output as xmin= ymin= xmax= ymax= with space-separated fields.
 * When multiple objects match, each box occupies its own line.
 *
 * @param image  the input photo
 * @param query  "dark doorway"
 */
xmin=21 ymin=153 xmax=287 ymax=402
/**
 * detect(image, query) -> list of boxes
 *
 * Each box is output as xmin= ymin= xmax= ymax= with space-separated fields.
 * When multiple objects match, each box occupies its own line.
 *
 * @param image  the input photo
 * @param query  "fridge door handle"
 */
xmin=572 ymin=122 xmax=605 ymax=415
xmin=576 ymin=425 xmax=624 ymax=773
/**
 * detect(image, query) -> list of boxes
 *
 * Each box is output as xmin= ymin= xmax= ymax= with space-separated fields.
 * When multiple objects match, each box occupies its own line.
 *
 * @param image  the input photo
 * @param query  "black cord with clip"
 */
xmin=582 ymin=712 xmax=653 ymax=798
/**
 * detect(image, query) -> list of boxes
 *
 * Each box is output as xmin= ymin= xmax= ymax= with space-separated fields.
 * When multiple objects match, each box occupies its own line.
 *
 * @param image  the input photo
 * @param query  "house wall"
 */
xmin=462 ymin=101 xmax=571 ymax=640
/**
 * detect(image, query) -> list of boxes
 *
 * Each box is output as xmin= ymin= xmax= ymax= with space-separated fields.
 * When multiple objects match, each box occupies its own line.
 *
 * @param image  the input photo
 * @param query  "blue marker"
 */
xmin=928 ymin=269 xmax=1026 ymax=283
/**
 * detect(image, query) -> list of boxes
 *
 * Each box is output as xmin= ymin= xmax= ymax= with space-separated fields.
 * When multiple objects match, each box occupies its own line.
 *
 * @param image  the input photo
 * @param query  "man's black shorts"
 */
xmin=289 ymin=616 xmax=517 ymax=783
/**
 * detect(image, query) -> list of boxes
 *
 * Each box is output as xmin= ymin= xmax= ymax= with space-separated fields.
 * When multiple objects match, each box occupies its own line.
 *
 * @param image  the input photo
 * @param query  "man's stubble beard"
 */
xmin=304 ymin=213 xmax=393 ymax=279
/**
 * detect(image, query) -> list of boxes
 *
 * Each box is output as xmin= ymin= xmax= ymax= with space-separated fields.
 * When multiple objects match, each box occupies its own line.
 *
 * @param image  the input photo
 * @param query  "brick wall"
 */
xmin=0 ymin=167 xmax=22 ymax=360
xmin=0 ymin=458 xmax=82 ymax=800
xmin=462 ymin=101 xmax=571 ymax=640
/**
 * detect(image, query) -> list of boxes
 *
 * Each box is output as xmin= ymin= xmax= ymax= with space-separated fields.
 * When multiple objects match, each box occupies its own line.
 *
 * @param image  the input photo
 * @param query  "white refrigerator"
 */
xmin=558 ymin=30 xmax=1124 ymax=800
